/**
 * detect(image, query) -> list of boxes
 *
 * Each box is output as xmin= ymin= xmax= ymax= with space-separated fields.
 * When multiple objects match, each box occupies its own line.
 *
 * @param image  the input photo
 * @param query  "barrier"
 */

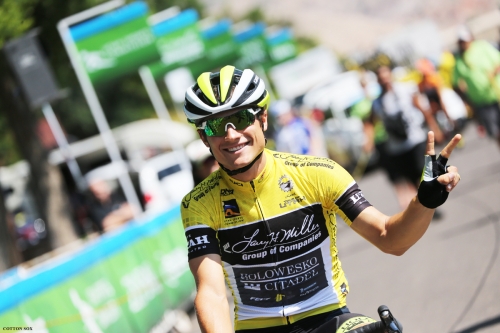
xmin=0 ymin=206 xmax=194 ymax=332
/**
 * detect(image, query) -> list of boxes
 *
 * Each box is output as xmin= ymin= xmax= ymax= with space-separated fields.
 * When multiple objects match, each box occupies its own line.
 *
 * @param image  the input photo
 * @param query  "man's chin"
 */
xmin=225 ymin=157 xmax=253 ymax=170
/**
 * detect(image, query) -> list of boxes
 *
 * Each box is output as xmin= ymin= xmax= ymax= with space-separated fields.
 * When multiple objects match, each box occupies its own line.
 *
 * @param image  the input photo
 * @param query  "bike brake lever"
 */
xmin=378 ymin=305 xmax=403 ymax=333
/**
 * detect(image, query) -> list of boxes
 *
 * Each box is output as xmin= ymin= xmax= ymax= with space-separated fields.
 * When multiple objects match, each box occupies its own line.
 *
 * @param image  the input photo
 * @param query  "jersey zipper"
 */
xmin=250 ymin=180 xmax=288 ymax=321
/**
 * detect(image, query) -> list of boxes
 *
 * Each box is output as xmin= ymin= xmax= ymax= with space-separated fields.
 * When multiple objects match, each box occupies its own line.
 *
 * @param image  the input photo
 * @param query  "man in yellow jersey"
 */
xmin=180 ymin=65 xmax=462 ymax=333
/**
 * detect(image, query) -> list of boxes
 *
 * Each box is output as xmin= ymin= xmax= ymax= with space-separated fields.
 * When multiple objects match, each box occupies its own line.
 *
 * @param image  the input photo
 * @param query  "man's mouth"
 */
xmin=226 ymin=143 xmax=247 ymax=152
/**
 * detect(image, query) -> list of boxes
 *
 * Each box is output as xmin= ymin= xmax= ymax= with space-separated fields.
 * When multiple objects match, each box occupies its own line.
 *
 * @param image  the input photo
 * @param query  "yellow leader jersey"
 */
xmin=181 ymin=149 xmax=372 ymax=330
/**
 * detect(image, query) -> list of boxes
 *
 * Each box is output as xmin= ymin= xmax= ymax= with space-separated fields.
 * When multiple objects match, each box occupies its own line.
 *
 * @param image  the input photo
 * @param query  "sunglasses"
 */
xmin=198 ymin=108 xmax=261 ymax=137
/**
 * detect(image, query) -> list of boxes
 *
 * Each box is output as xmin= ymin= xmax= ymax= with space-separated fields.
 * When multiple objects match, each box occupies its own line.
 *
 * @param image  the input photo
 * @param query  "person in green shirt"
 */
xmin=453 ymin=25 xmax=500 ymax=147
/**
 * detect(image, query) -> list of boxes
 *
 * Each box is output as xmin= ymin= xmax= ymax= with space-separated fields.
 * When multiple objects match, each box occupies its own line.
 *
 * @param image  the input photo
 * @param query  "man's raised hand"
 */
xmin=426 ymin=131 xmax=462 ymax=192
xmin=418 ymin=131 xmax=462 ymax=208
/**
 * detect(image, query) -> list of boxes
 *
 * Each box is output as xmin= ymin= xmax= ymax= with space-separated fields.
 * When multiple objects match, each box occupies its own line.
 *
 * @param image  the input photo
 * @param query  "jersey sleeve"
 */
xmin=310 ymin=158 xmax=372 ymax=226
xmin=181 ymin=194 xmax=221 ymax=260
xmin=334 ymin=181 xmax=372 ymax=225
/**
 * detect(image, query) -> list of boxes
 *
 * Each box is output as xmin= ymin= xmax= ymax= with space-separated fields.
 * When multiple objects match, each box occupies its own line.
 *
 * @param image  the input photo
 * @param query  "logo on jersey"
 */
xmin=349 ymin=192 xmax=365 ymax=205
xmin=229 ymin=178 xmax=243 ymax=187
xmin=220 ymin=189 xmax=234 ymax=196
xmin=278 ymin=175 xmax=294 ymax=192
xmin=223 ymin=199 xmax=241 ymax=218
xmin=244 ymin=283 xmax=261 ymax=291
xmin=187 ymin=235 xmax=210 ymax=248
xmin=340 ymin=282 xmax=348 ymax=295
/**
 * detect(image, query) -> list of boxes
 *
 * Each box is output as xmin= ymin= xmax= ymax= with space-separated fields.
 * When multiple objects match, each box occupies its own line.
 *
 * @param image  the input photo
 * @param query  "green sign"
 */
xmin=148 ymin=9 xmax=205 ymax=79
xmin=70 ymin=2 xmax=160 ymax=84
xmin=233 ymin=22 xmax=270 ymax=69
xmin=189 ymin=19 xmax=239 ymax=76
xmin=204 ymin=32 xmax=237 ymax=65
xmin=266 ymin=28 xmax=297 ymax=66
xmin=157 ymin=28 xmax=204 ymax=68
xmin=0 ymin=209 xmax=195 ymax=332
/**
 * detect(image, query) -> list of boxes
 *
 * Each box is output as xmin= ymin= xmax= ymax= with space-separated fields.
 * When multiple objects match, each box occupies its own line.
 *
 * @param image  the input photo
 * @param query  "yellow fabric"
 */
xmin=181 ymin=149 xmax=370 ymax=330
xmin=439 ymin=51 xmax=456 ymax=88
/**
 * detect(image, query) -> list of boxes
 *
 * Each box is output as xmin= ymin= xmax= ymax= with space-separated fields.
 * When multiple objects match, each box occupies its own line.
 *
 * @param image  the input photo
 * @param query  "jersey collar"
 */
xmin=220 ymin=149 xmax=273 ymax=191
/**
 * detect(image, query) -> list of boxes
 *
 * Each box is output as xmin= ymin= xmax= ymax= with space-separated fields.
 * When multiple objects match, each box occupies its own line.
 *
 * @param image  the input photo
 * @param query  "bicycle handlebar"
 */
xmin=348 ymin=305 xmax=403 ymax=333
xmin=347 ymin=320 xmax=385 ymax=333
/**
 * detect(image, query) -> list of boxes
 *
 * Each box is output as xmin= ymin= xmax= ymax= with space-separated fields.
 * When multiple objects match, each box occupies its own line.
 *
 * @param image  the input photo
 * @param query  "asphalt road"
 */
xmin=187 ymin=123 xmax=500 ymax=333
xmin=339 ymin=123 xmax=500 ymax=333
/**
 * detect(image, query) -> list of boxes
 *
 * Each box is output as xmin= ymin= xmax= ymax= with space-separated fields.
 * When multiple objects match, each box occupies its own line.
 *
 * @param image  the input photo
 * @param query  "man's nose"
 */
xmin=225 ymin=124 xmax=240 ymax=139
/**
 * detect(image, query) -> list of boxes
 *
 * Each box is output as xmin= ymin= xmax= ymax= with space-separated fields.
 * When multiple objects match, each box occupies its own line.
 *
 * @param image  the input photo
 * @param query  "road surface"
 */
xmin=186 ymin=123 xmax=500 ymax=333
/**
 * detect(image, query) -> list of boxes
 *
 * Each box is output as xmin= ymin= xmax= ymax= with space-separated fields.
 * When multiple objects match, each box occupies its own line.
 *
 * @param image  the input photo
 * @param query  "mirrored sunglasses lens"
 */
xmin=205 ymin=109 xmax=256 ymax=136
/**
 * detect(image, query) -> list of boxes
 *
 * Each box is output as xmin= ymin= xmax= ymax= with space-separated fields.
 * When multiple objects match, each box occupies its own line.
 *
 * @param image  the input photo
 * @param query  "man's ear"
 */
xmin=197 ymin=130 xmax=210 ymax=147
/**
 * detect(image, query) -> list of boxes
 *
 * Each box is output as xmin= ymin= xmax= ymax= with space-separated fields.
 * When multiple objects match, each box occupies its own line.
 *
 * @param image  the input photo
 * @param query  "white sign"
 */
xmin=303 ymin=71 xmax=365 ymax=113
xmin=378 ymin=20 xmax=442 ymax=64
xmin=164 ymin=67 xmax=195 ymax=104
xmin=269 ymin=47 xmax=342 ymax=100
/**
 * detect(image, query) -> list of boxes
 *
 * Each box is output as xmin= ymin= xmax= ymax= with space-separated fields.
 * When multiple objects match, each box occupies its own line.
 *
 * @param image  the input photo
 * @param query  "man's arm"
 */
xmin=361 ymin=105 xmax=376 ymax=154
xmin=412 ymin=93 xmax=445 ymax=144
xmin=189 ymin=254 xmax=233 ymax=333
xmin=350 ymin=132 xmax=462 ymax=255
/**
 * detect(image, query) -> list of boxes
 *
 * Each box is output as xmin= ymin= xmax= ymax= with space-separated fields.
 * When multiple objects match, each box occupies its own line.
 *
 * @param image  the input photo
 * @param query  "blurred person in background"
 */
xmin=416 ymin=58 xmax=468 ymax=143
xmin=186 ymin=139 xmax=219 ymax=186
xmin=350 ymin=71 xmax=390 ymax=177
xmin=86 ymin=177 xmax=134 ymax=233
xmin=270 ymin=99 xmax=328 ymax=157
xmin=301 ymin=104 xmax=330 ymax=158
xmin=438 ymin=51 xmax=457 ymax=89
xmin=416 ymin=58 xmax=453 ymax=142
xmin=453 ymin=25 xmax=500 ymax=148
xmin=366 ymin=66 xmax=431 ymax=211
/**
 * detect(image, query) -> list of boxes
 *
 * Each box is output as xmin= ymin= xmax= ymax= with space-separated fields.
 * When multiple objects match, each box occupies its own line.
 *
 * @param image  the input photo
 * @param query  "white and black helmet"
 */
xmin=184 ymin=65 xmax=270 ymax=124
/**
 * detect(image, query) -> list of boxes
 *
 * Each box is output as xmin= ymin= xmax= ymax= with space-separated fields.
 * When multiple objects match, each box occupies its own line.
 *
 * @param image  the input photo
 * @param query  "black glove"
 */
xmin=417 ymin=154 xmax=449 ymax=209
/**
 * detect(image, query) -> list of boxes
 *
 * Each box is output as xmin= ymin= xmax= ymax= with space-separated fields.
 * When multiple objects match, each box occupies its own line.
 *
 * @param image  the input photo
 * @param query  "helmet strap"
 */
xmin=218 ymin=151 xmax=264 ymax=176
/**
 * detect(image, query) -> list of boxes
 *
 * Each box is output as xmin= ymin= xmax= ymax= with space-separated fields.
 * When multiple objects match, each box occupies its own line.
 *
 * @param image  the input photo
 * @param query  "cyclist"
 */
xmin=180 ymin=65 xmax=462 ymax=332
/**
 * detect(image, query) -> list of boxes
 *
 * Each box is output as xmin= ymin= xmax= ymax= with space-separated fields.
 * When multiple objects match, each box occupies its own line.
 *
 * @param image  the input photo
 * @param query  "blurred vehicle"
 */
xmin=46 ymin=118 xmax=197 ymax=225
xmin=0 ymin=161 xmax=46 ymax=251
xmin=48 ymin=119 xmax=197 ymax=176
xmin=139 ymin=150 xmax=194 ymax=215
xmin=83 ymin=161 xmax=137 ymax=232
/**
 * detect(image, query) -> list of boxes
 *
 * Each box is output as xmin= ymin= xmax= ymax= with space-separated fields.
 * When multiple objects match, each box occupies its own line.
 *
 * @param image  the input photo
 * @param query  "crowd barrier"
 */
xmin=0 ymin=206 xmax=195 ymax=332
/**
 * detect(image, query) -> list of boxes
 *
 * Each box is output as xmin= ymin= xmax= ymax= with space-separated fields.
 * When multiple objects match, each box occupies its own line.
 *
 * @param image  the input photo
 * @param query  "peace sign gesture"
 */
xmin=418 ymin=131 xmax=462 ymax=209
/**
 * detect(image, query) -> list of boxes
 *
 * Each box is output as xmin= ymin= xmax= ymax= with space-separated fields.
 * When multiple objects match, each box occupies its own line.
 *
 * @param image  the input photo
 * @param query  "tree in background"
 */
xmin=0 ymin=0 xmax=203 ymax=269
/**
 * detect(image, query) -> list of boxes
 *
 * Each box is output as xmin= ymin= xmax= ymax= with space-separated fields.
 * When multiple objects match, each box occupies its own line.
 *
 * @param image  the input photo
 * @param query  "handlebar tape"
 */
xmin=346 ymin=321 xmax=385 ymax=333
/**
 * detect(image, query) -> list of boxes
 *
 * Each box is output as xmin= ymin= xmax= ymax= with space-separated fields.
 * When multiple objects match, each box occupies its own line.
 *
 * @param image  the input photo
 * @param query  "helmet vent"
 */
xmin=233 ymin=74 xmax=258 ymax=107
xmin=195 ymin=87 xmax=218 ymax=107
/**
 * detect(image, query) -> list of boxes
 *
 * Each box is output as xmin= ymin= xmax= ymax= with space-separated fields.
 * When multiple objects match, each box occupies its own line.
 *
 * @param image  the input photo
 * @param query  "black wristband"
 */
xmin=417 ymin=154 xmax=449 ymax=209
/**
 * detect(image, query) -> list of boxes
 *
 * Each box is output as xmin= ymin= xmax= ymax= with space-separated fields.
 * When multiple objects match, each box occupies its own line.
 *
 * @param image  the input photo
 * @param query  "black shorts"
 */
xmin=236 ymin=307 xmax=376 ymax=333
xmin=473 ymin=102 xmax=500 ymax=138
xmin=384 ymin=141 xmax=426 ymax=186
